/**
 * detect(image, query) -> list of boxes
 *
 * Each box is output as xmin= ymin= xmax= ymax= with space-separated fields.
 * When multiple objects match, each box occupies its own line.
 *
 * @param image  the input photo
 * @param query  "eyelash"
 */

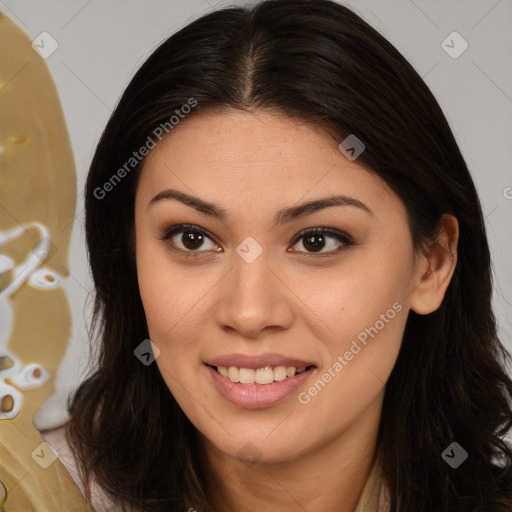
xmin=160 ymin=223 xmax=354 ymax=259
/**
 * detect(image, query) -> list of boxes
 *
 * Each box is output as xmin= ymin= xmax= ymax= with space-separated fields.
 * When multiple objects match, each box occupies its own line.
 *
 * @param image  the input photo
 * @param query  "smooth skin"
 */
xmin=134 ymin=108 xmax=458 ymax=512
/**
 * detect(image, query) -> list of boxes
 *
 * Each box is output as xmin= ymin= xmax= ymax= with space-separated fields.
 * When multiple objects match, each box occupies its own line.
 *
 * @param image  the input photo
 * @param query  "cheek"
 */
xmin=294 ymin=242 xmax=411 ymax=403
xmin=296 ymin=271 xmax=408 ymax=432
xmin=136 ymin=251 xmax=210 ymax=412
xmin=135 ymin=235 xmax=214 ymax=399
xmin=135 ymin=229 xmax=199 ymax=339
xmin=298 ymin=243 xmax=412 ymax=345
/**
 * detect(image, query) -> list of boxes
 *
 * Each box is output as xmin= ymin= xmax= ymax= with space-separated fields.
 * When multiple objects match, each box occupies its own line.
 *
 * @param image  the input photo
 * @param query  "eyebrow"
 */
xmin=148 ymin=188 xmax=373 ymax=226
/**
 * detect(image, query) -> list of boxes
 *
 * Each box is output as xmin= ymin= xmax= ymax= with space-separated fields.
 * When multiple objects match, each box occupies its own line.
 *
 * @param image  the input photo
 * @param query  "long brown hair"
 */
xmin=67 ymin=1 xmax=512 ymax=510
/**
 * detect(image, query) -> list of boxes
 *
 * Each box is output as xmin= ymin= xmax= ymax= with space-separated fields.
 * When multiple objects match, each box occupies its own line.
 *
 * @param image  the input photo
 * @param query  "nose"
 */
xmin=213 ymin=246 xmax=294 ymax=339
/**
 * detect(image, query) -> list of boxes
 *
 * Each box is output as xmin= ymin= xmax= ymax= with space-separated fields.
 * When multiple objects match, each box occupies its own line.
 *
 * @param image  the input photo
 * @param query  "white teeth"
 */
xmin=215 ymin=364 xmax=310 ymax=385
xmin=273 ymin=365 xmax=287 ymax=381
xmin=239 ymin=368 xmax=255 ymax=384
xmin=255 ymin=366 xmax=274 ymax=384
xmin=228 ymin=366 xmax=239 ymax=383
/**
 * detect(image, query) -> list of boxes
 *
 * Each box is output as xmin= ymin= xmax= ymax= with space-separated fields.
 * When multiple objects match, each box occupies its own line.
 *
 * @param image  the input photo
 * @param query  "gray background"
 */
xmin=1 ymin=0 xmax=510 ymax=428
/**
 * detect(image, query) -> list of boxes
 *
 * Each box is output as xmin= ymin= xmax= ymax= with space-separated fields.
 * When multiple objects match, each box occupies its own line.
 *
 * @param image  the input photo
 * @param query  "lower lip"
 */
xmin=205 ymin=364 xmax=316 ymax=409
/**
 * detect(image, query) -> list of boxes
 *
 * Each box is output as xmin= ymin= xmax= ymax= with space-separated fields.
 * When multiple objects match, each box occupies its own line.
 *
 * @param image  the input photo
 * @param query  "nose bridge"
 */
xmin=214 ymin=241 xmax=293 ymax=336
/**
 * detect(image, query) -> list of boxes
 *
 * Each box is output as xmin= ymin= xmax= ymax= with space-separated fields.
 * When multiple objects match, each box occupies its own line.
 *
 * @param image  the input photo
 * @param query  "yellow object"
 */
xmin=0 ymin=11 xmax=93 ymax=511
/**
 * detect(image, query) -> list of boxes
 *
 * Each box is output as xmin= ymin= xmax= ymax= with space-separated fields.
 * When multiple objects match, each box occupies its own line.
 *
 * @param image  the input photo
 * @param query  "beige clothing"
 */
xmin=41 ymin=425 xmax=391 ymax=512
xmin=0 ymin=422 xmax=392 ymax=511
xmin=354 ymin=450 xmax=392 ymax=512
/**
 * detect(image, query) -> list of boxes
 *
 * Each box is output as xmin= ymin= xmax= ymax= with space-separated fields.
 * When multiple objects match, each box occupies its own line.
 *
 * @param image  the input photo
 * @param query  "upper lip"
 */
xmin=205 ymin=353 xmax=316 ymax=369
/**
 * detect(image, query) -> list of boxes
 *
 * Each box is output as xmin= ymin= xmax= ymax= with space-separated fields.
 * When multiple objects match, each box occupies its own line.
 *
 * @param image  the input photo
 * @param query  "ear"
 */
xmin=409 ymin=213 xmax=459 ymax=315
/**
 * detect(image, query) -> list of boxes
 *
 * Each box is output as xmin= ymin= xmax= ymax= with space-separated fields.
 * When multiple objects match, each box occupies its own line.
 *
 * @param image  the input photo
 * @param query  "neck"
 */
xmin=199 ymin=393 xmax=383 ymax=512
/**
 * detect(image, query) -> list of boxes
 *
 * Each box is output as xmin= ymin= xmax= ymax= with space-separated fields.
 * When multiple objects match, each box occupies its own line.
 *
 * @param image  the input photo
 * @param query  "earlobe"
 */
xmin=409 ymin=214 xmax=459 ymax=315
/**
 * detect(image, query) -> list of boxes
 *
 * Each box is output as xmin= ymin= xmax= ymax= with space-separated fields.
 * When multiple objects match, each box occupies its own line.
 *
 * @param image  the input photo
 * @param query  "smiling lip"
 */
xmin=205 ymin=352 xmax=315 ymax=369
xmin=204 ymin=353 xmax=317 ymax=409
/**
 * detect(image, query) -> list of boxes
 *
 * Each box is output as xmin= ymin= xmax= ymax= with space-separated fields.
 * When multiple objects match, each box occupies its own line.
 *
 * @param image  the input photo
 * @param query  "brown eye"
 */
xmin=290 ymin=228 xmax=353 ymax=255
xmin=181 ymin=231 xmax=206 ymax=250
xmin=302 ymin=233 xmax=327 ymax=252
xmin=161 ymin=224 xmax=221 ymax=256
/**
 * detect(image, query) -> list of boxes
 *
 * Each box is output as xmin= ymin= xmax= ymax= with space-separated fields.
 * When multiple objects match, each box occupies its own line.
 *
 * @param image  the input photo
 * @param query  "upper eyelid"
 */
xmin=291 ymin=226 xmax=352 ymax=243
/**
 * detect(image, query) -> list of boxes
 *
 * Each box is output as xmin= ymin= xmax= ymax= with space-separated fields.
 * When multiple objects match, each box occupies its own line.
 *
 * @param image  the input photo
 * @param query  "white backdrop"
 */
xmin=2 ymin=0 xmax=510 ymax=428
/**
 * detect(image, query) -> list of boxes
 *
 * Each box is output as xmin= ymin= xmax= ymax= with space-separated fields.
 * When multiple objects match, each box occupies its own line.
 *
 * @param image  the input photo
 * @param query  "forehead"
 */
xmin=136 ymin=109 xmax=402 ymax=222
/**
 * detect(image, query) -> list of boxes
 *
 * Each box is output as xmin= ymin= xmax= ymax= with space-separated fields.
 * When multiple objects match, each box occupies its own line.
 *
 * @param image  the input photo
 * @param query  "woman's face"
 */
xmin=134 ymin=109 xmax=423 ymax=464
